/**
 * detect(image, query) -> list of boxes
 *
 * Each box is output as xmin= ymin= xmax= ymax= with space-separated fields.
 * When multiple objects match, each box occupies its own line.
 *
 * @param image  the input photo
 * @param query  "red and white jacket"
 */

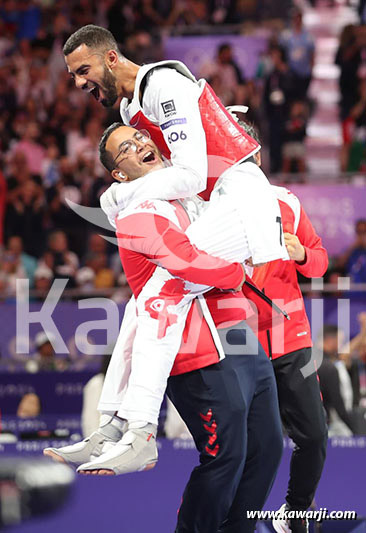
xmin=252 ymin=187 xmax=328 ymax=359
xmin=98 ymin=194 xmax=276 ymax=420
xmin=115 ymin=196 xmax=248 ymax=376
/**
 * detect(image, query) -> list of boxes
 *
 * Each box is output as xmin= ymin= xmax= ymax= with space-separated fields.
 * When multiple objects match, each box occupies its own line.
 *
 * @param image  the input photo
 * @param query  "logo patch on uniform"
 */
xmin=161 ymin=99 xmax=176 ymax=117
xmin=161 ymin=118 xmax=187 ymax=130
xmin=137 ymin=200 xmax=156 ymax=211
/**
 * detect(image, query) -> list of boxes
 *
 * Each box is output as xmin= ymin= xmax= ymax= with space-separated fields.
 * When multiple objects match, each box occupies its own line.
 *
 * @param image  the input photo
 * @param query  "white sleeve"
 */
xmin=138 ymin=68 xmax=208 ymax=199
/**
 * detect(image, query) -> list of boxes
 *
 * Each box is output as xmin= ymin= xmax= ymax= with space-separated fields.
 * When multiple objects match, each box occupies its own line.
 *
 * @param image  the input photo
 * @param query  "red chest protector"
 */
xmin=128 ymin=82 xmax=259 ymax=201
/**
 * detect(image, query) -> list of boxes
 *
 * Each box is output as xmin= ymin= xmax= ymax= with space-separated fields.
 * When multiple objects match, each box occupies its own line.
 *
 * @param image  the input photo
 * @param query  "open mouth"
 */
xmin=91 ymin=86 xmax=100 ymax=101
xmin=87 ymin=84 xmax=100 ymax=101
xmin=142 ymin=151 xmax=156 ymax=163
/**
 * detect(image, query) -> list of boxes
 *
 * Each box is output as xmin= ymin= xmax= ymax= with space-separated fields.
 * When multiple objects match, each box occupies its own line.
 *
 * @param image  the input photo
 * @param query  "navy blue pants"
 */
xmin=167 ymin=322 xmax=283 ymax=533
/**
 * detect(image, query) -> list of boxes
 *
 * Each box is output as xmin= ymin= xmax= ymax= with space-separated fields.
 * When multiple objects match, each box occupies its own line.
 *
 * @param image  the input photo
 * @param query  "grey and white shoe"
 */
xmin=43 ymin=415 xmax=126 ymax=469
xmin=272 ymin=504 xmax=309 ymax=533
xmin=77 ymin=423 xmax=158 ymax=475
xmin=272 ymin=504 xmax=291 ymax=533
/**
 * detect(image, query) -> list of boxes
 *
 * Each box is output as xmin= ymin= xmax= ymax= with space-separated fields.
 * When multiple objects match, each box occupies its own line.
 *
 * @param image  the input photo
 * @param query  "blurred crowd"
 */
xmin=316 ymin=313 xmax=366 ymax=437
xmin=0 ymin=0 xmax=309 ymax=297
xmin=0 ymin=1 xmax=365 ymax=294
xmin=337 ymin=22 xmax=366 ymax=172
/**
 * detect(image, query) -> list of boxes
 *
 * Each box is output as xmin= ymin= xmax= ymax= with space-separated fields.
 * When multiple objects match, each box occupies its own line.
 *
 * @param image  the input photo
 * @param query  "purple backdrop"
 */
xmin=290 ymin=184 xmax=366 ymax=257
xmin=2 ymin=437 xmax=366 ymax=532
xmin=1 ymin=297 xmax=365 ymax=372
xmin=163 ymin=34 xmax=268 ymax=79
xmin=0 ymin=302 xmax=126 ymax=372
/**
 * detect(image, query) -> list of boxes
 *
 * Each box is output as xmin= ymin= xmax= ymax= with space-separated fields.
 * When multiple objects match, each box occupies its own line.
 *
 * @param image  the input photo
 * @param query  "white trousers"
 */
xmin=98 ymin=163 xmax=288 ymax=423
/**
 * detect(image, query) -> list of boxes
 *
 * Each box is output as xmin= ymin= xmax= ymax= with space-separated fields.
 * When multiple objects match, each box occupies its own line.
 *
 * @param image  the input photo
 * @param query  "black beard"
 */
xmin=100 ymin=66 xmax=118 ymax=107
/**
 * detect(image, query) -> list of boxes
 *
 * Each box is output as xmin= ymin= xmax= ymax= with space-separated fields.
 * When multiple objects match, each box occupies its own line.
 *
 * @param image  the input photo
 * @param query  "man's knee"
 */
xmin=291 ymin=422 xmax=328 ymax=451
xmin=269 ymin=424 xmax=284 ymax=467
xmin=212 ymin=433 xmax=247 ymax=474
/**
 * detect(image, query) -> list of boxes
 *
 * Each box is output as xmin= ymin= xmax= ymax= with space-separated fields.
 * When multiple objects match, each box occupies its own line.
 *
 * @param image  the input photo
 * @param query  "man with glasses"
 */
xmin=46 ymin=123 xmax=283 ymax=533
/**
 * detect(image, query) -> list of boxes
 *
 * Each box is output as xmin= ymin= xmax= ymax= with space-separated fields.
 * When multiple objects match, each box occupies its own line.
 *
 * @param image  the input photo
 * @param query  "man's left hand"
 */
xmin=284 ymin=232 xmax=306 ymax=262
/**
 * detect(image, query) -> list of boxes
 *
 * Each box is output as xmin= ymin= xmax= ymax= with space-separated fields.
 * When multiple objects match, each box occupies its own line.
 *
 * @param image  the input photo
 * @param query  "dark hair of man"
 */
xmin=238 ymin=120 xmax=261 ymax=144
xmin=63 ymin=24 xmax=121 ymax=57
xmin=99 ymin=122 xmax=124 ymax=172
xmin=323 ymin=324 xmax=339 ymax=338
xmin=356 ymin=218 xmax=366 ymax=229
xmin=218 ymin=43 xmax=231 ymax=55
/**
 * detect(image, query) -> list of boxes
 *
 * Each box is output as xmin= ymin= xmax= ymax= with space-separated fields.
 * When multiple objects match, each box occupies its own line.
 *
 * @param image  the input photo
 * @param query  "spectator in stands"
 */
xmin=77 ymin=234 xmax=116 ymax=291
xmin=3 ymin=235 xmax=37 ymax=288
xmin=181 ymin=0 xmax=210 ymax=28
xmin=208 ymin=0 xmax=236 ymax=24
xmin=86 ymin=233 xmax=108 ymax=259
xmin=343 ymin=78 xmax=366 ymax=172
xmin=41 ymin=144 xmax=61 ymax=188
xmin=72 ymin=117 xmax=105 ymax=179
xmin=336 ymin=24 xmax=366 ymax=121
xmin=337 ymin=219 xmax=366 ymax=283
xmin=263 ymin=45 xmax=294 ymax=173
xmin=339 ymin=312 xmax=366 ymax=409
xmin=358 ymin=342 xmax=366 ymax=407
xmin=33 ymin=264 xmax=53 ymax=296
xmin=200 ymin=43 xmax=242 ymax=105
xmin=112 ymin=272 xmax=132 ymax=302
xmin=5 ymin=179 xmax=45 ymax=257
xmin=234 ymin=80 xmax=261 ymax=126
xmin=317 ymin=325 xmax=355 ymax=436
xmin=231 ymin=0 xmax=259 ymax=22
xmin=0 ymin=63 xmax=17 ymax=134
xmin=123 ymin=30 xmax=161 ymax=65
xmin=0 ymin=170 xmax=6 ymax=246
xmin=280 ymin=8 xmax=315 ymax=100
xmin=84 ymin=252 xmax=115 ymax=289
xmin=25 ymin=332 xmax=67 ymax=373
xmin=39 ymin=230 xmax=79 ymax=286
xmin=5 ymin=151 xmax=41 ymax=201
xmin=282 ymin=99 xmax=308 ymax=175
xmin=17 ymin=393 xmax=41 ymax=418
xmin=13 ymin=121 xmax=46 ymax=176
xmin=359 ymin=0 xmax=366 ymax=24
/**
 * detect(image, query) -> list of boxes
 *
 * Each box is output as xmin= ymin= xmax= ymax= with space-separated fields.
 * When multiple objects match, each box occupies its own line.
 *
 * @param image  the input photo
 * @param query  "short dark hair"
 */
xmin=238 ymin=120 xmax=261 ymax=144
xmin=218 ymin=43 xmax=231 ymax=55
xmin=63 ymin=24 xmax=121 ymax=56
xmin=323 ymin=324 xmax=339 ymax=338
xmin=99 ymin=122 xmax=124 ymax=172
xmin=356 ymin=218 xmax=366 ymax=229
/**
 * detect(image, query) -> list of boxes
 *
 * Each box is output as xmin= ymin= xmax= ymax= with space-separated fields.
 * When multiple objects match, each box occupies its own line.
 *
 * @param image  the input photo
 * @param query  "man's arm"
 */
xmin=292 ymin=206 xmax=328 ymax=278
xmin=116 ymin=206 xmax=244 ymax=291
xmin=318 ymin=362 xmax=354 ymax=432
xmin=112 ymin=69 xmax=208 ymax=215
xmin=135 ymin=68 xmax=208 ymax=198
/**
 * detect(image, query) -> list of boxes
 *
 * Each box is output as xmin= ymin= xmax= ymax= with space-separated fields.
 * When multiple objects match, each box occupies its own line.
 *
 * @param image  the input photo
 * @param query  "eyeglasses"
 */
xmin=114 ymin=130 xmax=151 ymax=163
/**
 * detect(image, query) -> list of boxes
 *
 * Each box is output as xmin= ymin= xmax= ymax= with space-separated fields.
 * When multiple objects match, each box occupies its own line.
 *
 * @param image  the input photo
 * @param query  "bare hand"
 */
xmin=284 ymin=232 xmax=305 ymax=262
xmin=245 ymin=257 xmax=266 ymax=268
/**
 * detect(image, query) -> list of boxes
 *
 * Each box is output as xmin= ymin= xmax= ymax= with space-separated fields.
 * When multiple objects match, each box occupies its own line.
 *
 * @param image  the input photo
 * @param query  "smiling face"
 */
xmin=107 ymin=126 xmax=164 ymax=181
xmin=65 ymin=44 xmax=119 ymax=107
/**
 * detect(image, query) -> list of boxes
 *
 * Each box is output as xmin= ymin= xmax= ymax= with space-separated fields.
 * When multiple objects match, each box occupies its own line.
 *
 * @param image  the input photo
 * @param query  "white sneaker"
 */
xmin=272 ymin=504 xmax=309 ymax=533
xmin=43 ymin=415 xmax=125 ymax=468
xmin=77 ymin=423 xmax=158 ymax=475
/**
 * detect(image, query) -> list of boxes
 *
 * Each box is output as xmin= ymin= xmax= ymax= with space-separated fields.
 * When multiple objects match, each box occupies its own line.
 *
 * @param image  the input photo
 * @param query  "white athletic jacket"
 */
xmin=100 ymin=190 xmax=245 ymax=423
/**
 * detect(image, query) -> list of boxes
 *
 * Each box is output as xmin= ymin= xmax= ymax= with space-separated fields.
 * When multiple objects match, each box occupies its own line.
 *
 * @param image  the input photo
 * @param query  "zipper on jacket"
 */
xmin=262 ymin=288 xmax=273 ymax=360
